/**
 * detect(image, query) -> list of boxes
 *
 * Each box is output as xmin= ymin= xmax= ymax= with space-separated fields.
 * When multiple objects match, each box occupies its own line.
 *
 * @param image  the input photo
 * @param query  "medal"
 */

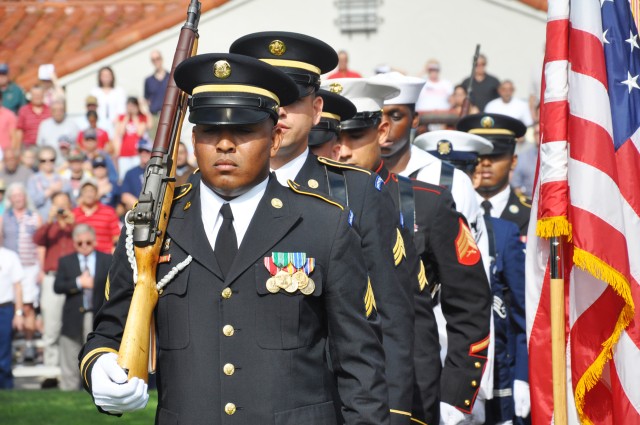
xmin=300 ymin=278 xmax=315 ymax=295
xmin=292 ymin=270 xmax=309 ymax=289
xmin=266 ymin=277 xmax=279 ymax=293
xmin=285 ymin=278 xmax=299 ymax=293
xmin=274 ymin=270 xmax=291 ymax=289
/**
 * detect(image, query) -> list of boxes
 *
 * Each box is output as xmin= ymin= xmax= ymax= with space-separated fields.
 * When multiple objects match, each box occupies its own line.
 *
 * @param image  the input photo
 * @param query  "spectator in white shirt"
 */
xmin=484 ymin=80 xmax=533 ymax=127
xmin=415 ymin=59 xmax=454 ymax=112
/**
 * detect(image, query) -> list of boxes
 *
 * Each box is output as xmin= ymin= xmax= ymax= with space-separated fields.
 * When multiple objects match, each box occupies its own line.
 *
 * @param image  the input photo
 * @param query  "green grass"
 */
xmin=0 ymin=390 xmax=158 ymax=424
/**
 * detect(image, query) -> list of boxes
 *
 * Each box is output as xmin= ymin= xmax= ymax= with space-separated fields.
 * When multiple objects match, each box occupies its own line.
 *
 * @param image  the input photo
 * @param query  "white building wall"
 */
xmin=60 ymin=0 xmax=546 ymax=116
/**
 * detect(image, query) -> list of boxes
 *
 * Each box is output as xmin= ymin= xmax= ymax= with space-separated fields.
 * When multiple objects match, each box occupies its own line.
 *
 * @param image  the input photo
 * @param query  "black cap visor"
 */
xmin=189 ymin=107 xmax=274 ymax=126
xmin=308 ymin=129 xmax=337 ymax=147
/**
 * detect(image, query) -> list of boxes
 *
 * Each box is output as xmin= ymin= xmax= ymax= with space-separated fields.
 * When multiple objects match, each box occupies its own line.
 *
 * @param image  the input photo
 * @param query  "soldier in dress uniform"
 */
xmin=79 ymin=53 xmax=390 ymax=425
xmin=327 ymin=78 xmax=491 ymax=425
xmin=456 ymin=113 xmax=531 ymax=240
xmin=230 ymin=32 xmax=416 ymax=424
xmin=370 ymin=72 xmax=491 ymax=280
xmin=419 ymin=130 xmax=531 ymax=425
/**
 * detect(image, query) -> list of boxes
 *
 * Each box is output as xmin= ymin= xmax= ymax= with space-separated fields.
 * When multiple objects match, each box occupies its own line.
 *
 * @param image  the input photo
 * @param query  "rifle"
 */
xmin=460 ymin=44 xmax=481 ymax=117
xmin=117 ymin=0 xmax=201 ymax=382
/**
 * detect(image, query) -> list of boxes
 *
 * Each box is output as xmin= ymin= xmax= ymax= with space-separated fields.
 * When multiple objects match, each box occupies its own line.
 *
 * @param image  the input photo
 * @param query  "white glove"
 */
xmin=439 ymin=402 xmax=466 ymax=425
xmin=513 ymin=379 xmax=531 ymax=418
xmin=91 ymin=353 xmax=149 ymax=414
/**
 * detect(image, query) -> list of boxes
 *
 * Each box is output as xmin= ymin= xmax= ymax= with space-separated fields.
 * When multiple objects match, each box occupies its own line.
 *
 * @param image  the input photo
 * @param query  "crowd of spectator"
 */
xmin=0 ymin=51 xmax=186 ymax=390
xmin=0 ymin=48 xmax=540 ymax=391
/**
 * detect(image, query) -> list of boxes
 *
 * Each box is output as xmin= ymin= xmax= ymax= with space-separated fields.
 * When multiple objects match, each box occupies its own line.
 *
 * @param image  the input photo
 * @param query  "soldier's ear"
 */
xmin=311 ymin=94 xmax=323 ymax=126
xmin=270 ymin=125 xmax=283 ymax=158
xmin=411 ymin=111 xmax=419 ymax=129
xmin=511 ymin=154 xmax=518 ymax=171
xmin=377 ymin=120 xmax=390 ymax=145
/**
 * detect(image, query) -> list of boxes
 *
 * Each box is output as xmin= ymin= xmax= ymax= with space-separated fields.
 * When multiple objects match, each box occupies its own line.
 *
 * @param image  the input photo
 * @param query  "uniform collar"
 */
xmin=200 ymin=176 xmax=269 ymax=247
xmin=476 ymin=185 xmax=511 ymax=218
xmin=399 ymin=145 xmax=438 ymax=177
xmin=272 ymin=147 xmax=309 ymax=186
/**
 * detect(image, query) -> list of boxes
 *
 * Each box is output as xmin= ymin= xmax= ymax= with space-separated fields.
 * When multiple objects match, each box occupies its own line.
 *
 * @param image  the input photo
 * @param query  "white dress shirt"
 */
xmin=200 ymin=177 xmax=269 ymax=251
xmin=476 ymin=185 xmax=511 ymax=218
xmin=272 ymin=148 xmax=309 ymax=186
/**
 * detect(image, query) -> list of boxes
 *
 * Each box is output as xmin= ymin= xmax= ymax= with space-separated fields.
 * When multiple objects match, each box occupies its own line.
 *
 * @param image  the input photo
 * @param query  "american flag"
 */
xmin=526 ymin=0 xmax=640 ymax=424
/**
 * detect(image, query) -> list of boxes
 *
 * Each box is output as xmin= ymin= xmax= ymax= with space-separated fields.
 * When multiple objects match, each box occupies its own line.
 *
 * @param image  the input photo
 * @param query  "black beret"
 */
xmin=174 ymin=53 xmax=298 ymax=126
xmin=229 ymin=31 xmax=338 ymax=98
xmin=456 ymin=113 xmax=527 ymax=156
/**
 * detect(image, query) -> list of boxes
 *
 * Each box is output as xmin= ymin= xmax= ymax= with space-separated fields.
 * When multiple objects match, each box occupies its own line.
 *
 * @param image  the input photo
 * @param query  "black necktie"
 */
xmin=214 ymin=203 xmax=238 ymax=278
xmin=481 ymin=200 xmax=492 ymax=217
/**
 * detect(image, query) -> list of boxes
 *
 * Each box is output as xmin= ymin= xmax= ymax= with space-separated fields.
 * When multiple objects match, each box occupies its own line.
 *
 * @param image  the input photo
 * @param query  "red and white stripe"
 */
xmin=527 ymin=0 xmax=640 ymax=424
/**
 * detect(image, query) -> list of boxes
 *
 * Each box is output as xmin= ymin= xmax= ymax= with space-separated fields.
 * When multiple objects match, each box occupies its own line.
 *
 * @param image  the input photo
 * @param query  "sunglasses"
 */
xmin=75 ymin=240 xmax=94 ymax=247
xmin=39 ymin=158 xmax=56 ymax=163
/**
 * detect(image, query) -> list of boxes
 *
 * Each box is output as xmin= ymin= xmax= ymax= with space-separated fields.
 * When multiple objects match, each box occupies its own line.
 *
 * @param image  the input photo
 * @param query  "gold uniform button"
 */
xmin=223 ymin=325 xmax=235 ymax=337
xmin=224 ymin=402 xmax=236 ymax=415
xmin=223 ymin=363 xmax=235 ymax=376
xmin=307 ymin=179 xmax=319 ymax=189
xmin=471 ymin=380 xmax=478 ymax=387
xmin=464 ymin=399 xmax=471 ymax=406
xmin=221 ymin=287 xmax=232 ymax=299
xmin=474 ymin=361 xmax=481 ymax=369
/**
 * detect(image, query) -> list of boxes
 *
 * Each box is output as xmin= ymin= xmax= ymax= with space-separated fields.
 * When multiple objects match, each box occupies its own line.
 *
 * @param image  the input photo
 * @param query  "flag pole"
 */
xmin=550 ymin=236 xmax=568 ymax=425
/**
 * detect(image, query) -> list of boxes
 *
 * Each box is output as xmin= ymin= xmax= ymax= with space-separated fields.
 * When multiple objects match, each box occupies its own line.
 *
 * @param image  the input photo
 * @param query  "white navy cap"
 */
xmin=414 ymin=130 xmax=493 ymax=174
xmin=321 ymin=78 xmax=399 ymax=130
xmin=370 ymin=71 xmax=426 ymax=105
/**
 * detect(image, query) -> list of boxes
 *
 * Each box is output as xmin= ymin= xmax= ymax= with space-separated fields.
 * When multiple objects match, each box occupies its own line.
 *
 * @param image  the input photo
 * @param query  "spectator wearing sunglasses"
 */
xmin=53 ymin=224 xmax=111 ymax=390
xmin=27 ymin=146 xmax=72 ymax=220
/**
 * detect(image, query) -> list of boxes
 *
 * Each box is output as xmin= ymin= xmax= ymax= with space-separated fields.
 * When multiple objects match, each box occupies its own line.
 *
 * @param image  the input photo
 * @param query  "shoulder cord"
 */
xmin=124 ymin=210 xmax=192 ymax=292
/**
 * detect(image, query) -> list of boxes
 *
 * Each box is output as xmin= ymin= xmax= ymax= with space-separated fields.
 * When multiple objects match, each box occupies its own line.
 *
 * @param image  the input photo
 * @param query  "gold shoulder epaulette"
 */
xmin=287 ymin=180 xmax=344 ymax=210
xmin=518 ymin=195 xmax=532 ymax=208
xmin=317 ymin=156 xmax=372 ymax=175
xmin=173 ymin=183 xmax=192 ymax=201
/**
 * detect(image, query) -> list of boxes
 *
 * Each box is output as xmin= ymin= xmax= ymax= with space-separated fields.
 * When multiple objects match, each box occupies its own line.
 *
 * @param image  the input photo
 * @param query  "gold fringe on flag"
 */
xmin=572 ymin=248 xmax=635 ymax=425
xmin=536 ymin=216 xmax=572 ymax=240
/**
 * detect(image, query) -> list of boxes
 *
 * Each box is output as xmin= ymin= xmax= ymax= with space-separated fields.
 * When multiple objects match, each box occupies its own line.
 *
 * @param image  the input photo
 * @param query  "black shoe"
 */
xmin=41 ymin=378 xmax=59 ymax=389
xmin=23 ymin=346 xmax=37 ymax=363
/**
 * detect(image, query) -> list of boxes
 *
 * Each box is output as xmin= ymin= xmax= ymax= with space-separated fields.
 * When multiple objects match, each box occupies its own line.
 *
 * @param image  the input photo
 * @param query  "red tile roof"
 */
xmin=0 ymin=0 xmax=228 ymax=90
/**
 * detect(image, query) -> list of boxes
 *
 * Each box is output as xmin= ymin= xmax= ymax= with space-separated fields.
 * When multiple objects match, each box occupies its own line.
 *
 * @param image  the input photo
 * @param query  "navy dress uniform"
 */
xmin=456 ymin=113 xmax=532 ymax=240
xmin=326 ymin=78 xmax=491 ymax=424
xmin=79 ymin=53 xmax=389 ymax=424
xmin=232 ymin=33 xmax=416 ymax=424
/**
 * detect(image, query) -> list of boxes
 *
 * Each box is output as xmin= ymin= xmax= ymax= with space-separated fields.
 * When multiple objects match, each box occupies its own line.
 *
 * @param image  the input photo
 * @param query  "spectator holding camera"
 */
xmin=33 ymin=191 xmax=75 ymax=373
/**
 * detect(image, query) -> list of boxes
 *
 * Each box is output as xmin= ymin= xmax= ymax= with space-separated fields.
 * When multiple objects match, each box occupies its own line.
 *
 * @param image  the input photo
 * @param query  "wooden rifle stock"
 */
xmin=117 ymin=0 xmax=200 ymax=382
xmin=460 ymin=44 xmax=481 ymax=118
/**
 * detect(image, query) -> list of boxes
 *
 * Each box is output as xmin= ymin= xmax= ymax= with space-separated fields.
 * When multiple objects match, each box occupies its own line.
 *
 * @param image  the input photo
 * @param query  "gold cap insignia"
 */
xmin=213 ymin=60 xmax=231 ymax=79
xmin=437 ymin=140 xmax=452 ymax=155
xmin=481 ymin=116 xmax=495 ymax=128
xmin=268 ymin=40 xmax=286 ymax=56
xmin=328 ymin=83 xmax=343 ymax=94
xmin=271 ymin=198 xmax=283 ymax=208
xmin=307 ymin=179 xmax=319 ymax=189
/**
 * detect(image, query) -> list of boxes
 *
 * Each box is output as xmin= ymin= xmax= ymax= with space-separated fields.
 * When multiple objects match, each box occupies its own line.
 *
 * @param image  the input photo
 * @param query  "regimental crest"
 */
xmin=268 ymin=39 xmax=286 ymax=56
xmin=455 ymin=218 xmax=481 ymax=266
xmin=393 ymin=228 xmax=407 ymax=266
xmin=328 ymin=83 xmax=343 ymax=94
xmin=481 ymin=116 xmax=495 ymax=128
xmin=437 ymin=140 xmax=452 ymax=155
xmin=364 ymin=278 xmax=377 ymax=318
xmin=418 ymin=260 xmax=428 ymax=292
xmin=213 ymin=60 xmax=231 ymax=79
